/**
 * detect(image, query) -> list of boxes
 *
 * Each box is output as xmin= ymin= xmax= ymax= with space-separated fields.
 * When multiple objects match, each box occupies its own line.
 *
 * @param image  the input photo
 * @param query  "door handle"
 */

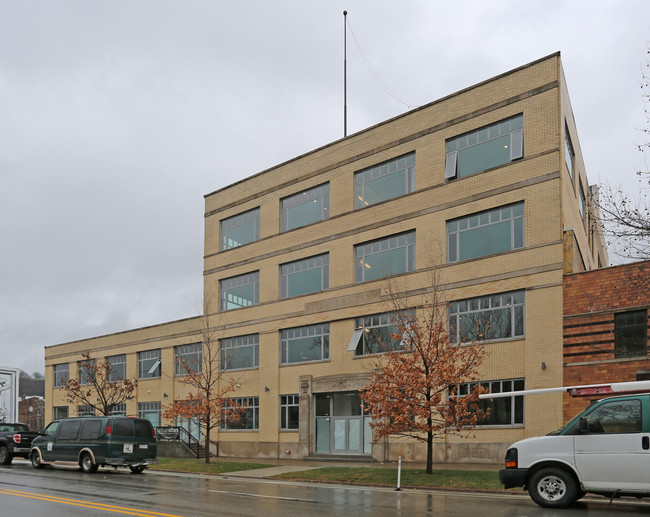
xmin=642 ymin=436 xmax=649 ymax=450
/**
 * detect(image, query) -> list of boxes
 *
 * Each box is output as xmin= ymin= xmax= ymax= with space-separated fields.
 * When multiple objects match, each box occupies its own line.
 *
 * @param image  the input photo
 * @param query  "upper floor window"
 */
xmin=78 ymin=359 xmax=95 ymax=385
xmin=107 ymin=354 xmax=126 ymax=381
xmin=354 ymin=152 xmax=415 ymax=209
xmin=347 ymin=311 xmax=413 ymax=356
xmin=281 ymin=183 xmax=329 ymax=232
xmin=456 ymin=378 xmax=524 ymax=426
xmin=77 ymin=405 xmax=95 ymax=417
xmin=355 ymin=231 xmax=416 ymax=283
xmin=220 ymin=208 xmax=260 ymax=251
xmin=175 ymin=343 xmax=203 ymax=376
xmin=615 ymin=310 xmax=647 ymax=358
xmin=280 ymin=254 xmax=329 ymax=299
xmin=53 ymin=363 xmax=69 ymax=387
xmin=447 ymin=203 xmax=524 ymax=262
xmin=449 ymin=290 xmax=525 ymax=343
xmin=281 ymin=323 xmax=330 ymax=364
xmin=579 ymin=180 xmax=586 ymax=221
xmin=220 ymin=271 xmax=259 ymax=311
xmin=565 ymin=124 xmax=575 ymax=182
xmin=221 ymin=334 xmax=259 ymax=371
xmin=138 ymin=349 xmax=161 ymax=379
xmin=445 ymin=114 xmax=523 ymax=180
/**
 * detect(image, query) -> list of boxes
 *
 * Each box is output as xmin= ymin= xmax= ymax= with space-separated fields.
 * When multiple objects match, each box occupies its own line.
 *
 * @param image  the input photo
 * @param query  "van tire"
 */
xmin=0 ymin=446 xmax=12 ymax=465
xmin=528 ymin=467 xmax=578 ymax=508
xmin=80 ymin=453 xmax=98 ymax=473
xmin=129 ymin=465 xmax=146 ymax=474
xmin=30 ymin=450 xmax=45 ymax=469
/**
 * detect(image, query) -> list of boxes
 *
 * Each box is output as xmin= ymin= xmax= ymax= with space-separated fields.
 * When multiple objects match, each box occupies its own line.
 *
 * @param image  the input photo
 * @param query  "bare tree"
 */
xmin=62 ymin=352 xmax=137 ymax=416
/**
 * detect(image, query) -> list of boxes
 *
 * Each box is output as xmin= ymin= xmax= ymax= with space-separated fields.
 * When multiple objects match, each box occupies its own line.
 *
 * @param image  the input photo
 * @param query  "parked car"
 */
xmin=0 ymin=423 xmax=40 ymax=465
xmin=30 ymin=416 xmax=157 ymax=473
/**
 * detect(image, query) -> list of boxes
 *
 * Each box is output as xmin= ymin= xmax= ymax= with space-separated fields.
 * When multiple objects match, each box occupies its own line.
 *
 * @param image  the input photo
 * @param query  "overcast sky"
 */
xmin=1 ymin=1 xmax=648 ymax=375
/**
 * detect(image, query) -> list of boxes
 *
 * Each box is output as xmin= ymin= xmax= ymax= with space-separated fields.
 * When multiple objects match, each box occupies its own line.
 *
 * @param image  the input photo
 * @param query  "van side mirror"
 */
xmin=578 ymin=417 xmax=589 ymax=434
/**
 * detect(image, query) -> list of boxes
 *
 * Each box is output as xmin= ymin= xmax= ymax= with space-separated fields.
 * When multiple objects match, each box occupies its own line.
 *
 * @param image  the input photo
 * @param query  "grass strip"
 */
xmin=151 ymin=457 xmax=270 ymax=474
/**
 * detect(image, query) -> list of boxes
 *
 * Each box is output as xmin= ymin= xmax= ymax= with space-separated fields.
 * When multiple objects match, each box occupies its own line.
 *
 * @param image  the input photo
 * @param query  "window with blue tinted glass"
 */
xmin=220 ymin=334 xmax=259 ymax=370
xmin=220 ymin=272 xmax=259 ymax=310
xmin=355 ymin=231 xmax=416 ymax=282
xmin=447 ymin=203 xmax=524 ymax=262
xmin=445 ymin=115 xmax=523 ymax=180
xmin=281 ymin=324 xmax=330 ymax=364
xmin=355 ymin=153 xmax=415 ymax=208
xmin=281 ymin=184 xmax=329 ymax=231
xmin=280 ymin=254 xmax=329 ymax=298
xmin=220 ymin=208 xmax=260 ymax=250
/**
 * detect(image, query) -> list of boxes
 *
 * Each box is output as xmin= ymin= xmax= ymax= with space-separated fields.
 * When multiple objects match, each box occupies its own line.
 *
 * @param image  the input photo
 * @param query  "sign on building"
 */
xmin=0 ymin=367 xmax=20 ymax=422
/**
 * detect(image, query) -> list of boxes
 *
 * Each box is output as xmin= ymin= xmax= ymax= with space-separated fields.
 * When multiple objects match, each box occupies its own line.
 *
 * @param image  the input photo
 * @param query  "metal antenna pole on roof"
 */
xmin=343 ymin=10 xmax=348 ymax=138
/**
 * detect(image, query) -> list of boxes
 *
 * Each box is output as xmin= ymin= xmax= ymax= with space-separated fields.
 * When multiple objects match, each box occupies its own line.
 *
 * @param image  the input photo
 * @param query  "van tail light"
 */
xmin=152 ymin=428 xmax=156 ymax=437
xmin=105 ymin=425 xmax=112 ymax=436
xmin=13 ymin=434 xmax=21 ymax=444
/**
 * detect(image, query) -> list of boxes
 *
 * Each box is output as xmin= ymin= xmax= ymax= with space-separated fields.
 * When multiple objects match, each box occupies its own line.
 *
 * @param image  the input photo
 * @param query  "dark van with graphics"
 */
xmin=30 ymin=416 xmax=157 ymax=473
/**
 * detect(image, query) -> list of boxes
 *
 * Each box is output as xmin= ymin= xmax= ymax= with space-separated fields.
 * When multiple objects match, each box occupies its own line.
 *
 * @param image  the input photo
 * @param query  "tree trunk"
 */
xmin=204 ymin=416 xmax=211 ymax=464
xmin=426 ymin=428 xmax=433 ymax=474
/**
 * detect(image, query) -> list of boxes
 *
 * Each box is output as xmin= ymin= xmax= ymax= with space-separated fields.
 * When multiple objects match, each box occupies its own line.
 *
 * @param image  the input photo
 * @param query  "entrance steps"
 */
xmin=304 ymin=454 xmax=377 ymax=463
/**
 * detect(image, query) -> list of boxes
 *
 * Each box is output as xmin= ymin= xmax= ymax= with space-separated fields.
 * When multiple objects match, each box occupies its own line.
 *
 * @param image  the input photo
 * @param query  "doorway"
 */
xmin=314 ymin=392 xmax=372 ymax=455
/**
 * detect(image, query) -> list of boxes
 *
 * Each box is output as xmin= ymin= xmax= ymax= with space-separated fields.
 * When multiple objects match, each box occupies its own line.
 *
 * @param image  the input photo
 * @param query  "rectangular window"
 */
xmin=107 ymin=354 xmax=126 ymax=381
xmin=579 ymin=179 xmax=586 ymax=221
xmin=138 ymin=349 xmax=161 ymax=379
xmin=221 ymin=397 xmax=259 ymax=430
xmin=110 ymin=403 xmax=127 ymax=416
xmin=449 ymin=290 xmax=525 ymax=343
xmin=280 ymin=394 xmax=300 ymax=430
xmin=60 ymin=419 xmax=82 ymax=439
xmin=80 ymin=420 xmax=102 ymax=440
xmin=53 ymin=364 xmax=69 ymax=387
xmin=78 ymin=359 xmax=95 ymax=385
xmin=53 ymin=406 xmax=69 ymax=419
xmin=445 ymin=114 xmax=523 ymax=180
xmin=457 ymin=379 xmax=524 ymax=426
xmin=138 ymin=402 xmax=161 ymax=427
xmin=77 ymin=405 xmax=96 ymax=417
xmin=175 ymin=343 xmax=202 ymax=376
xmin=348 ymin=311 xmax=413 ymax=356
xmin=447 ymin=203 xmax=524 ymax=262
xmin=281 ymin=324 xmax=330 ymax=364
xmin=565 ymin=124 xmax=575 ymax=182
xmin=220 ymin=271 xmax=259 ymax=310
xmin=280 ymin=253 xmax=329 ymax=298
xmin=281 ymin=183 xmax=329 ymax=231
xmin=220 ymin=334 xmax=259 ymax=371
xmin=220 ymin=208 xmax=260 ymax=250
xmin=355 ymin=231 xmax=416 ymax=282
xmin=615 ymin=310 xmax=647 ymax=358
xmin=354 ymin=152 xmax=415 ymax=208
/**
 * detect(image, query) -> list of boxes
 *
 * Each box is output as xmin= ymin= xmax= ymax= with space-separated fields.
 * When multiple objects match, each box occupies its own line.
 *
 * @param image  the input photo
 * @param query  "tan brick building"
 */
xmin=563 ymin=261 xmax=650 ymax=420
xmin=44 ymin=52 xmax=607 ymax=463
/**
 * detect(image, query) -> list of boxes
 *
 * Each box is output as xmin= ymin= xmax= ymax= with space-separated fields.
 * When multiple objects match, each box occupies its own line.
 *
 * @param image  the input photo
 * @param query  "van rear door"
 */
xmin=108 ymin=418 xmax=136 ymax=460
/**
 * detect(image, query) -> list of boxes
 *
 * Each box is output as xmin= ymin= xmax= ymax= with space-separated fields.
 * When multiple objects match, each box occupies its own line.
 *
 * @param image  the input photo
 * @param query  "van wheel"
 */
xmin=0 ymin=446 xmax=12 ymax=465
xmin=129 ymin=465 xmax=146 ymax=474
xmin=528 ymin=467 xmax=578 ymax=508
xmin=80 ymin=453 xmax=98 ymax=473
xmin=30 ymin=450 xmax=45 ymax=469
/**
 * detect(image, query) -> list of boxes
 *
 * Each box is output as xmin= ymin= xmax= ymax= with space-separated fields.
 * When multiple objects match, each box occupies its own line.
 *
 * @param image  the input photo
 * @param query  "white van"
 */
xmin=500 ymin=393 xmax=650 ymax=508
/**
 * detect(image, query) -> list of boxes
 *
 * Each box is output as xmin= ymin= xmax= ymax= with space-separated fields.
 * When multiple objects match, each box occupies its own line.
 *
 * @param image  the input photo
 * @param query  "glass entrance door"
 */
xmin=315 ymin=392 xmax=370 ymax=455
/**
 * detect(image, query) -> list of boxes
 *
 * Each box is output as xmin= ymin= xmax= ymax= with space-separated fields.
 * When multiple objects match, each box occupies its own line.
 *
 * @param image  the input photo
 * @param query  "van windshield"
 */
xmin=548 ymin=411 xmax=583 ymax=436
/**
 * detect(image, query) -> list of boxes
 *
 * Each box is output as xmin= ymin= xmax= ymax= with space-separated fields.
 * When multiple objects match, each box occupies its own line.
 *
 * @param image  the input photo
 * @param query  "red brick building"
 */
xmin=563 ymin=260 xmax=650 ymax=419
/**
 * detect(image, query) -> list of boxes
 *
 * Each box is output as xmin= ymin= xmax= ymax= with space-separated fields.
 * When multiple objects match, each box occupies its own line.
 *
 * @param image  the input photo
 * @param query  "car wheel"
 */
xmin=528 ymin=467 xmax=578 ymax=508
xmin=0 ymin=446 xmax=12 ymax=465
xmin=30 ymin=450 xmax=45 ymax=469
xmin=129 ymin=465 xmax=146 ymax=474
xmin=80 ymin=453 xmax=98 ymax=473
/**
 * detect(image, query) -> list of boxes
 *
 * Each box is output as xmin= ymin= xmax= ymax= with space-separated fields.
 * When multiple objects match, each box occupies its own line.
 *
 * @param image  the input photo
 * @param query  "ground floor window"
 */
xmin=221 ymin=397 xmax=259 ymax=430
xmin=110 ymin=403 xmax=127 ymax=416
xmin=53 ymin=406 xmax=69 ymax=419
xmin=77 ymin=405 xmax=95 ymax=417
xmin=456 ymin=378 xmax=524 ymax=426
xmin=138 ymin=402 xmax=161 ymax=427
xmin=280 ymin=395 xmax=299 ymax=430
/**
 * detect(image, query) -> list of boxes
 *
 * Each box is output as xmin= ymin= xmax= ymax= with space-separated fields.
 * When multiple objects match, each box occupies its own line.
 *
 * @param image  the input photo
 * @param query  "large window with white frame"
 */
xmin=138 ymin=349 xmax=161 ymax=379
xmin=355 ymin=231 xmax=416 ymax=283
xmin=281 ymin=183 xmax=329 ymax=232
xmin=138 ymin=402 xmax=161 ymax=427
xmin=447 ymin=203 xmax=524 ymax=262
xmin=220 ymin=271 xmax=259 ymax=310
xmin=280 ymin=253 xmax=329 ymax=299
xmin=107 ymin=354 xmax=126 ymax=381
xmin=220 ymin=334 xmax=259 ymax=371
xmin=449 ymin=290 xmax=524 ymax=343
xmin=221 ymin=397 xmax=259 ymax=430
xmin=445 ymin=114 xmax=523 ymax=180
xmin=281 ymin=323 xmax=330 ymax=364
xmin=456 ymin=378 xmax=524 ymax=426
xmin=347 ymin=311 xmax=414 ymax=356
xmin=175 ymin=343 xmax=202 ymax=376
xmin=280 ymin=394 xmax=300 ymax=430
xmin=354 ymin=152 xmax=415 ymax=208
xmin=220 ymin=208 xmax=260 ymax=251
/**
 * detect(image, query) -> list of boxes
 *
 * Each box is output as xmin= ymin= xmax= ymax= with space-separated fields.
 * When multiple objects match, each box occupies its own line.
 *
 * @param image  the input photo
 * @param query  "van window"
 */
xmin=584 ymin=399 xmax=642 ymax=434
xmin=43 ymin=421 xmax=60 ymax=438
xmin=79 ymin=420 xmax=102 ymax=440
xmin=59 ymin=420 xmax=81 ymax=440
xmin=134 ymin=419 xmax=154 ymax=438
xmin=113 ymin=419 xmax=133 ymax=437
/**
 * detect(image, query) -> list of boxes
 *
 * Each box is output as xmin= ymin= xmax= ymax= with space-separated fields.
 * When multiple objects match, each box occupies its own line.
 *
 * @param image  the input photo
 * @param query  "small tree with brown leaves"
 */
xmin=162 ymin=311 xmax=243 ymax=463
xmin=360 ymin=271 xmax=488 ymax=474
xmin=63 ymin=352 xmax=137 ymax=416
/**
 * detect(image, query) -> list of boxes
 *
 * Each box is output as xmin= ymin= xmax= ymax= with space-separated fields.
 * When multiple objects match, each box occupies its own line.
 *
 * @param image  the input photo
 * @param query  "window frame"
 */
xmin=614 ymin=310 xmax=648 ymax=358
xmin=175 ymin=342 xmax=203 ymax=376
xmin=456 ymin=378 xmax=525 ymax=427
xmin=354 ymin=152 xmax=415 ymax=209
xmin=219 ymin=271 xmax=260 ymax=311
xmin=348 ymin=311 xmax=414 ymax=356
xmin=281 ymin=183 xmax=329 ymax=232
xmin=220 ymin=207 xmax=260 ymax=251
xmin=138 ymin=401 xmax=161 ymax=427
xmin=280 ymin=253 xmax=329 ymax=299
xmin=221 ymin=396 xmax=260 ymax=430
xmin=565 ymin=124 xmax=575 ymax=183
xmin=280 ymin=323 xmax=330 ymax=365
xmin=53 ymin=363 xmax=69 ymax=387
xmin=107 ymin=354 xmax=126 ymax=382
xmin=354 ymin=230 xmax=416 ymax=283
xmin=220 ymin=334 xmax=259 ymax=371
xmin=77 ymin=404 xmax=96 ymax=417
xmin=280 ymin=394 xmax=300 ymax=431
xmin=579 ymin=179 xmax=586 ymax=222
xmin=138 ymin=349 xmax=161 ymax=379
xmin=78 ymin=358 xmax=96 ymax=385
